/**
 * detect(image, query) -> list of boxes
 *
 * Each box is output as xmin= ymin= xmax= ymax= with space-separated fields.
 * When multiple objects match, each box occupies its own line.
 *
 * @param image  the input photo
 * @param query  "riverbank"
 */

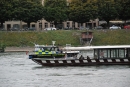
xmin=5 ymin=47 xmax=34 ymax=52
xmin=1 ymin=29 xmax=130 ymax=47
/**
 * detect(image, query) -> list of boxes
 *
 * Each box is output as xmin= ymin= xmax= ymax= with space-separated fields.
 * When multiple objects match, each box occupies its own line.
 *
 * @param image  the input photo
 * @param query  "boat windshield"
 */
xmin=51 ymin=47 xmax=59 ymax=51
xmin=43 ymin=47 xmax=51 ymax=51
xmin=35 ymin=46 xmax=60 ymax=52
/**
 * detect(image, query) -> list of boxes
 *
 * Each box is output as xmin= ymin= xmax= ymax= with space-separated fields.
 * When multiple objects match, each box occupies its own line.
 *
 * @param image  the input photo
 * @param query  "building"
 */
xmin=3 ymin=0 xmax=99 ymax=31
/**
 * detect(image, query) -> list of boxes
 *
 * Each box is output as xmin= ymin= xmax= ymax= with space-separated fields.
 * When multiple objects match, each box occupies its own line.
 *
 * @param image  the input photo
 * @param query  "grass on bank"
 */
xmin=0 ymin=29 xmax=130 ymax=47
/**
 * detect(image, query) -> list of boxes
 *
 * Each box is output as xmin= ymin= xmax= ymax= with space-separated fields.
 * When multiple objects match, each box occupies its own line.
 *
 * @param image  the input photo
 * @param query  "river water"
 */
xmin=0 ymin=52 xmax=130 ymax=87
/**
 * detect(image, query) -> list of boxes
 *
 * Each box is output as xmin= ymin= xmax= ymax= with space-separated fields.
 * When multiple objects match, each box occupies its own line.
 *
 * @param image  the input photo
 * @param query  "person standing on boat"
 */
xmin=87 ymin=56 xmax=90 ymax=59
xmin=79 ymin=55 xmax=84 ymax=59
xmin=126 ymin=53 xmax=128 ymax=58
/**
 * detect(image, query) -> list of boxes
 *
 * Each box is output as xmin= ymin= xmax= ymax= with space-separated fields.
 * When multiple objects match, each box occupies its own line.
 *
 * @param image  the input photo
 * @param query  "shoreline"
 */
xmin=5 ymin=47 xmax=34 ymax=52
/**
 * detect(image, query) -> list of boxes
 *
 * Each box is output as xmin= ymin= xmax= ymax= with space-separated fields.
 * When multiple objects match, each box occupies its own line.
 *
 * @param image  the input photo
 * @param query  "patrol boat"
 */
xmin=29 ymin=41 xmax=79 ymax=59
xmin=29 ymin=45 xmax=130 ymax=66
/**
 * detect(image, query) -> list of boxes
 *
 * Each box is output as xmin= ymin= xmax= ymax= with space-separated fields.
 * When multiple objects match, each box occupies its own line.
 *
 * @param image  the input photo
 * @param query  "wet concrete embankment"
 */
xmin=5 ymin=47 xmax=34 ymax=52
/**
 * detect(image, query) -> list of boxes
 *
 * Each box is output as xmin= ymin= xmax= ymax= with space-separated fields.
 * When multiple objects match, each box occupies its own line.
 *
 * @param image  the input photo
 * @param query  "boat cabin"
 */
xmin=64 ymin=45 xmax=130 ymax=59
xmin=94 ymin=46 xmax=130 ymax=59
xmin=35 ymin=45 xmax=62 ymax=55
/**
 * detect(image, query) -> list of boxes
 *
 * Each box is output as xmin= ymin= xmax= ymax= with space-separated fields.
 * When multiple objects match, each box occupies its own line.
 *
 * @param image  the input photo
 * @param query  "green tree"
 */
xmin=118 ymin=0 xmax=130 ymax=24
xmin=0 ymin=0 xmax=12 ymax=28
xmin=68 ymin=0 xmax=98 ymax=26
xmin=43 ymin=0 xmax=68 ymax=28
xmin=12 ymin=0 xmax=44 ymax=28
xmin=97 ymin=0 xmax=119 ymax=28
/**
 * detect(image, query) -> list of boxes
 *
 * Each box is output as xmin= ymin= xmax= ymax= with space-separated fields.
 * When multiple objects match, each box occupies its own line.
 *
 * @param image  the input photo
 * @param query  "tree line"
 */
xmin=0 ymin=0 xmax=130 ymax=29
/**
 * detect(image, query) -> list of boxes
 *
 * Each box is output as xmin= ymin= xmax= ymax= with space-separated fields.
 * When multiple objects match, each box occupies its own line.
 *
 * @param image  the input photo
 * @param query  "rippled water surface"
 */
xmin=0 ymin=52 xmax=130 ymax=87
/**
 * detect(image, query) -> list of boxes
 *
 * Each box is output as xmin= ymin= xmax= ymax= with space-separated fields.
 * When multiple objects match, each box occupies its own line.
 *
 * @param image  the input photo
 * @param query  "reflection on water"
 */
xmin=0 ymin=52 xmax=130 ymax=87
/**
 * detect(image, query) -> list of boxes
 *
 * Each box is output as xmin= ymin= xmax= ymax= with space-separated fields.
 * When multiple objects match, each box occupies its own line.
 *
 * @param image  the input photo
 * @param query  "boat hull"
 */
xmin=32 ymin=58 xmax=130 ymax=66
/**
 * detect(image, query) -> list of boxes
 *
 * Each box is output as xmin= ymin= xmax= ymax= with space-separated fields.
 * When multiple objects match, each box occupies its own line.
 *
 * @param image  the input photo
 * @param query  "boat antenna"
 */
xmin=52 ymin=41 xmax=56 ymax=46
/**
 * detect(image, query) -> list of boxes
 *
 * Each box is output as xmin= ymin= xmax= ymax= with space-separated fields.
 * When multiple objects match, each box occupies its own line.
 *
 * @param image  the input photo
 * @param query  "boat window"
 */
xmin=107 ymin=50 xmax=110 ymax=58
xmin=35 ymin=47 xmax=40 ymax=51
xmin=94 ymin=49 xmax=106 ymax=59
xmin=111 ymin=49 xmax=117 ymax=58
xmin=118 ymin=49 xmax=125 ymax=58
xmin=53 ymin=47 xmax=60 ymax=51
xmin=94 ymin=50 xmax=98 ymax=59
xmin=95 ymin=48 xmax=126 ymax=59
xmin=110 ymin=49 xmax=125 ymax=58
xmin=44 ymin=47 xmax=51 ymax=51
xmin=51 ymin=47 xmax=55 ymax=51
xmin=103 ymin=50 xmax=107 ymax=58
xmin=99 ymin=50 xmax=106 ymax=58
xmin=39 ymin=47 xmax=44 ymax=50
xmin=67 ymin=53 xmax=72 ymax=57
